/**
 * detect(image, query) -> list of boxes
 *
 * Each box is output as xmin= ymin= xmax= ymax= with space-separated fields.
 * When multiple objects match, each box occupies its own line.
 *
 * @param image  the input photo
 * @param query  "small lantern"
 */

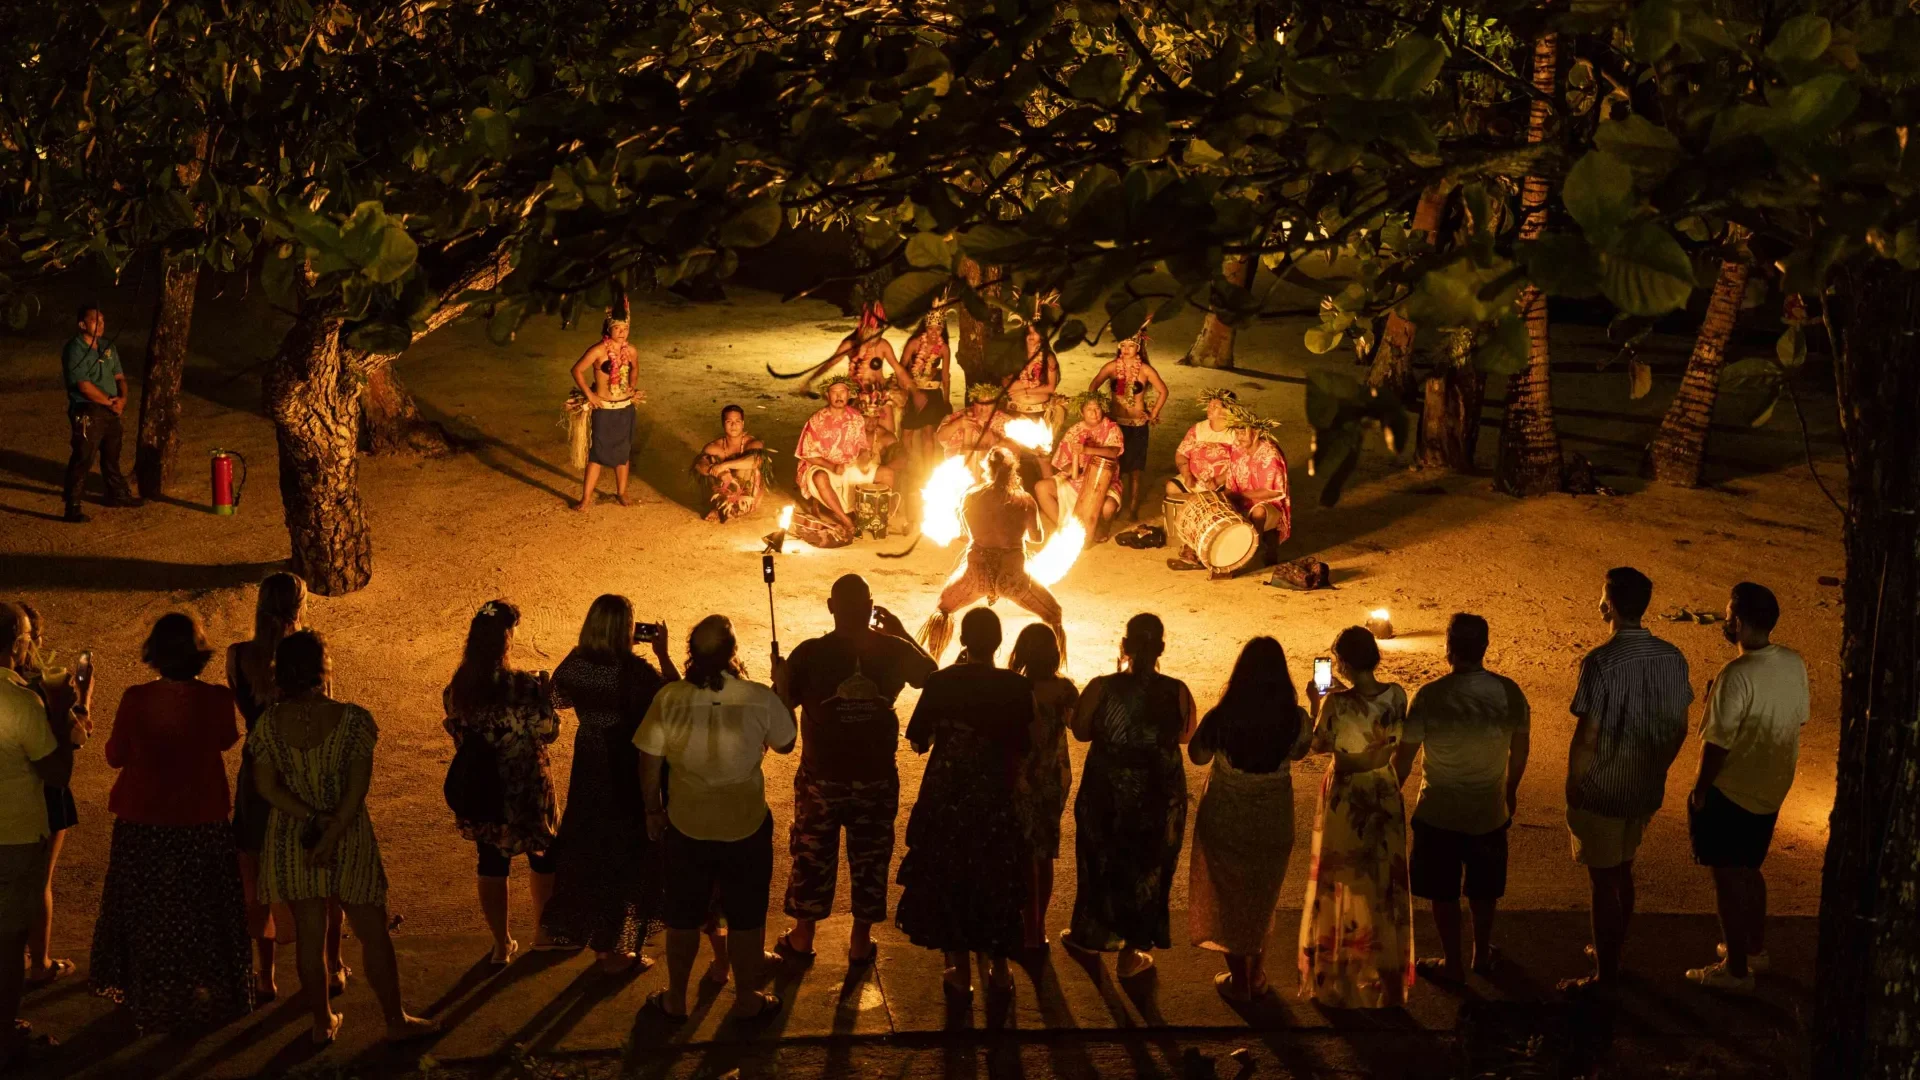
xmin=1366 ymin=608 xmax=1395 ymax=640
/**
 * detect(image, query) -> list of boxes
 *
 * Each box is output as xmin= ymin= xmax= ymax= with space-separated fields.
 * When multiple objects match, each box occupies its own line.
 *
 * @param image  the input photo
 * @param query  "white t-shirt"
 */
xmin=0 ymin=670 xmax=57 ymax=845
xmin=634 ymin=674 xmax=796 ymax=842
xmin=1404 ymin=669 xmax=1530 ymax=835
xmin=1700 ymin=645 xmax=1809 ymax=815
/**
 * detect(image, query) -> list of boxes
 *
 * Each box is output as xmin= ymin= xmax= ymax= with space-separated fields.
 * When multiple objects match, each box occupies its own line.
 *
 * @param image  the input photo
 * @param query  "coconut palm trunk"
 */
xmin=1647 ymin=229 xmax=1752 ymax=486
xmin=1369 ymin=180 xmax=1458 ymax=395
xmin=1494 ymin=31 xmax=1565 ymax=496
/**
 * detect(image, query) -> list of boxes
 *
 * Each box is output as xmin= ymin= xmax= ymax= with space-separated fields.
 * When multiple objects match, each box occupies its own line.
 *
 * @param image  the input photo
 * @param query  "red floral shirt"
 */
xmin=795 ymin=404 xmax=870 ymax=485
xmin=1052 ymin=417 xmax=1123 ymax=474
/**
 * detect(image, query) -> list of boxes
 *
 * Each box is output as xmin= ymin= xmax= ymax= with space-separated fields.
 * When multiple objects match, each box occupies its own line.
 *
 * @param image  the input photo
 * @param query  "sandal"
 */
xmin=645 ymin=989 xmax=689 ymax=1024
xmin=772 ymin=933 xmax=816 ymax=966
xmin=729 ymin=990 xmax=781 ymax=1022
xmin=847 ymin=943 xmax=878 ymax=969
xmin=489 ymin=938 xmax=519 ymax=967
xmin=1473 ymin=945 xmax=1503 ymax=976
xmin=1415 ymin=958 xmax=1465 ymax=985
xmin=1116 ymin=952 xmax=1155 ymax=980
xmin=23 ymin=959 xmax=74 ymax=988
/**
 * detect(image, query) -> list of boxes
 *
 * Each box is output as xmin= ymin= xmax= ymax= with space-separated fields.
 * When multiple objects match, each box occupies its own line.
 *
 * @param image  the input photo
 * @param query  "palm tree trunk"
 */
xmin=1495 ymin=32 xmax=1566 ymax=496
xmin=1416 ymin=328 xmax=1485 ymax=470
xmin=264 ymin=307 xmax=372 ymax=596
xmin=1369 ymin=180 xmax=1457 ymax=394
xmin=1182 ymin=254 xmax=1256 ymax=369
xmin=1647 ymin=231 xmax=1752 ymax=486
xmin=133 ymin=255 xmax=199 ymax=497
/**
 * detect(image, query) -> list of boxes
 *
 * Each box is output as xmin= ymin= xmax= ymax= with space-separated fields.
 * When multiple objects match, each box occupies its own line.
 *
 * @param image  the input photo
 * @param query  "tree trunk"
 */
xmin=1495 ymin=31 xmax=1565 ymax=496
xmin=1182 ymin=254 xmax=1255 ymax=370
xmin=133 ymin=255 xmax=200 ymax=498
xmin=1814 ymin=263 xmax=1920 ymax=1080
xmin=359 ymin=366 xmax=457 ymax=457
xmin=263 ymin=310 xmax=373 ymax=596
xmin=1369 ymin=180 xmax=1458 ymax=395
xmin=1647 ymin=235 xmax=1752 ymax=487
xmin=1416 ymin=328 xmax=1484 ymax=471
xmin=955 ymin=256 xmax=1004 ymax=387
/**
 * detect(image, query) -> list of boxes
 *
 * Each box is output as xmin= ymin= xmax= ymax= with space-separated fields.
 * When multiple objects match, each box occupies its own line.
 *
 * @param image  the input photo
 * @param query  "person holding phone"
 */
xmin=7 ymin=602 xmax=91 ymax=992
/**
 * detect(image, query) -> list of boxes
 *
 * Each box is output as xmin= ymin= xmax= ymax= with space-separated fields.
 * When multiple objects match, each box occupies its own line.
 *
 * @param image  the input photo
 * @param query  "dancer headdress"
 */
xmin=818 ymin=373 xmax=859 ymax=396
xmin=1069 ymin=388 xmax=1115 ymax=416
xmin=1197 ymin=387 xmax=1239 ymax=407
xmin=967 ymin=382 xmax=1004 ymax=405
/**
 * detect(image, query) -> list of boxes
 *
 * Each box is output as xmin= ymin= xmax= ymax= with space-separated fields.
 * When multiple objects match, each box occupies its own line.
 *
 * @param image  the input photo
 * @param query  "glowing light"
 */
xmin=1370 ymin=608 xmax=1390 ymax=621
xmin=1366 ymin=608 xmax=1395 ymax=640
xmin=779 ymin=504 xmax=793 ymax=531
xmin=921 ymin=456 xmax=979 ymax=547
xmin=1028 ymin=517 xmax=1086 ymax=586
xmin=1003 ymin=418 xmax=1054 ymax=453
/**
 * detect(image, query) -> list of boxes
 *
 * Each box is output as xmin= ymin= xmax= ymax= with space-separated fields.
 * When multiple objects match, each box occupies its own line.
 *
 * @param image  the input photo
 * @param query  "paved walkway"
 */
xmin=17 ymin=910 xmax=1812 ymax=1079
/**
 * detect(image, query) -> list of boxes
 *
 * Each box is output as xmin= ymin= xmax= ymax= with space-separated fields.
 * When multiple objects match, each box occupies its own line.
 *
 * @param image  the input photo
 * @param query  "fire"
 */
xmin=1028 ymin=517 xmax=1085 ymax=586
xmin=921 ymin=456 xmax=979 ymax=547
xmin=779 ymin=504 xmax=794 ymax=531
xmin=1003 ymin=417 xmax=1054 ymax=453
xmin=1370 ymin=608 xmax=1389 ymax=621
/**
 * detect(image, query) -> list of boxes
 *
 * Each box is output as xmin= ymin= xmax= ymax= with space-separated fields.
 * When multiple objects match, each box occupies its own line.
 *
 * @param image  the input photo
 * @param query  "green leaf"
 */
xmin=1630 ymin=0 xmax=1683 ymax=63
xmin=1519 ymin=235 xmax=1603 ymax=299
xmin=1360 ymin=34 xmax=1448 ymax=100
xmin=958 ymin=224 xmax=1034 ymax=263
xmin=1766 ymin=15 xmax=1832 ymax=66
xmin=1776 ymin=325 xmax=1807 ymax=368
xmin=362 ymin=224 xmax=418 ymax=284
xmin=1562 ymin=152 xmax=1637 ymax=238
xmin=1594 ymin=115 xmax=1683 ymax=176
xmin=905 ymin=232 xmax=953 ymax=270
xmin=262 ymin=251 xmax=299 ymax=308
xmin=1305 ymin=370 xmax=1363 ymax=429
xmin=1778 ymin=75 xmax=1860 ymax=136
xmin=1304 ymin=325 xmax=1344 ymax=354
xmin=1744 ymin=392 xmax=1779 ymax=428
xmin=1120 ymin=111 xmax=1171 ymax=161
xmin=1110 ymin=297 xmax=1156 ymax=342
xmin=1305 ymin=133 xmax=1361 ymax=173
xmin=1720 ymin=356 xmax=1781 ymax=392
xmin=1069 ymin=53 xmax=1124 ymax=106
xmin=1473 ymin=316 xmax=1530 ymax=375
xmin=719 ymin=197 xmax=783 ymax=249
xmin=1628 ymin=358 xmax=1653 ymax=400
xmin=1598 ymin=224 xmax=1696 ymax=315
xmin=469 ymin=107 xmax=512 ymax=157
xmin=881 ymin=271 xmax=950 ymax=327
xmin=982 ymin=329 xmax=1030 ymax=381
xmin=1183 ymin=138 xmax=1226 ymax=167
xmin=347 ymin=322 xmax=414 ymax=355
xmin=1055 ymin=319 xmax=1088 ymax=352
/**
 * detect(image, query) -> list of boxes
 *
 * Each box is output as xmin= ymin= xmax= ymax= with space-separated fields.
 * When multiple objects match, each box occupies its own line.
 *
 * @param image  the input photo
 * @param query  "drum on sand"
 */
xmin=1174 ymin=489 xmax=1259 ymax=575
xmin=853 ymin=483 xmax=897 ymax=541
xmin=1071 ymin=456 xmax=1118 ymax=536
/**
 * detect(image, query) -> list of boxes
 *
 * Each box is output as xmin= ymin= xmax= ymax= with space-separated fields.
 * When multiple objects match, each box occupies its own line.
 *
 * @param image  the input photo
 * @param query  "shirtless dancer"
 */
xmin=917 ymin=447 xmax=1066 ymax=664
xmin=1087 ymin=332 xmax=1168 ymax=520
xmin=803 ymin=307 xmax=904 ymax=447
xmin=693 ymin=404 xmax=766 ymax=522
xmin=571 ymin=313 xmax=646 ymax=511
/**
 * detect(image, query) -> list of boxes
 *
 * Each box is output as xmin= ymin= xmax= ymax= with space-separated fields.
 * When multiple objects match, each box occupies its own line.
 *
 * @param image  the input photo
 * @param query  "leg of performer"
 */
xmin=614 ymin=463 xmax=631 ymax=507
xmin=1033 ymin=479 xmax=1060 ymax=530
xmin=918 ymin=565 xmax=987 ymax=661
xmin=576 ymin=463 xmax=602 ymax=512
xmin=813 ymin=471 xmax=855 ymax=532
xmin=1013 ymin=579 xmax=1068 ymax=669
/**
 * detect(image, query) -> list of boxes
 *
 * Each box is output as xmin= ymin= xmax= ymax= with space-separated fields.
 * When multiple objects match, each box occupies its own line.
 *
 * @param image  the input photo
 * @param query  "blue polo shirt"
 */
xmin=62 ymin=335 xmax=123 ymax=407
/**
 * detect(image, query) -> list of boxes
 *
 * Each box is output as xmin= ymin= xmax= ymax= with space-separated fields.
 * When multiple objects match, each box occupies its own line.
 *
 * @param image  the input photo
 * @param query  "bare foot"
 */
xmin=490 ymin=936 xmax=519 ymax=966
xmin=383 ymin=1014 xmax=439 ymax=1042
xmin=313 ymin=1011 xmax=343 ymax=1046
xmin=573 ymin=498 xmax=592 ymax=513
xmin=700 ymin=957 xmax=730 ymax=988
xmin=616 ymin=492 xmax=632 ymax=507
xmin=596 ymin=951 xmax=648 ymax=975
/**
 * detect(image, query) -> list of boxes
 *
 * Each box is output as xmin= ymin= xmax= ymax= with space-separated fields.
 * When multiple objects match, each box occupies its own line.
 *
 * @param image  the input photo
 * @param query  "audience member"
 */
xmin=772 ymin=574 xmax=934 ymax=967
xmin=443 ymin=600 xmax=562 ymax=966
xmin=1008 ymin=622 xmax=1077 ymax=951
xmin=1063 ymin=614 xmax=1196 ymax=980
xmin=895 ymin=609 xmax=1034 ymax=998
xmin=226 ymin=572 xmax=329 ymax=1000
xmin=1394 ymin=614 xmax=1530 ymax=984
xmin=638 ymin=616 xmax=795 ymax=1022
xmin=88 ymin=613 xmax=253 ymax=1029
xmin=10 ymin=602 xmax=91 ymax=991
xmin=1561 ymin=567 xmax=1693 ymax=995
xmin=251 ymin=631 xmax=435 ymax=1044
xmin=1188 ymin=636 xmax=1312 ymax=1001
xmin=0 ymin=603 xmax=75 ymax=1067
xmin=541 ymin=595 xmax=678 ymax=974
xmin=1298 ymin=626 xmax=1413 ymax=1009
xmin=1685 ymin=583 xmax=1807 ymax=992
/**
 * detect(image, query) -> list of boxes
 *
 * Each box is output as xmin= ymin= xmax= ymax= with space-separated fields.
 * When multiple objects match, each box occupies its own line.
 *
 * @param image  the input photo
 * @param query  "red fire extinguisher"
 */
xmin=211 ymin=449 xmax=247 ymax=516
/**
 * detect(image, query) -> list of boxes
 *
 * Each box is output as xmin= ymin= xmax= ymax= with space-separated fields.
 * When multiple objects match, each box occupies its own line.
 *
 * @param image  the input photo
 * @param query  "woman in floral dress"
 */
xmin=1008 ymin=622 xmax=1076 ymax=950
xmin=443 ymin=600 xmax=560 ymax=966
xmin=1298 ymin=626 xmax=1413 ymax=1009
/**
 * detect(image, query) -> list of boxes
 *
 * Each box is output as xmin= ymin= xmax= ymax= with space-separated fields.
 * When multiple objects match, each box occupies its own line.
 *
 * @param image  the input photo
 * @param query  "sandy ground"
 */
xmin=0 ymin=275 xmax=1845 ymax=957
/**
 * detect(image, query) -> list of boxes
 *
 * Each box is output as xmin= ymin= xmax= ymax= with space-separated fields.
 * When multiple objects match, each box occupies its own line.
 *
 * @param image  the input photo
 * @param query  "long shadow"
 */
xmin=0 ymin=556 xmax=285 ymax=593
xmin=415 ymin=948 xmax=577 ymax=1039
xmin=0 ymin=449 xmax=67 ymax=489
xmin=108 ymin=997 xmax=311 ymax=1080
xmin=0 ymin=503 xmax=65 ymax=524
xmin=524 ymin=963 xmax=647 ymax=1054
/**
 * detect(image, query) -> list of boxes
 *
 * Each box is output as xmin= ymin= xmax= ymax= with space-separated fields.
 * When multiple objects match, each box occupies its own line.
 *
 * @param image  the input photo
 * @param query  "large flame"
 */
xmin=920 ymin=456 xmax=979 ymax=547
xmin=779 ymin=504 xmax=794 ymax=531
xmin=1027 ymin=517 xmax=1086 ymax=586
xmin=1003 ymin=417 xmax=1054 ymax=453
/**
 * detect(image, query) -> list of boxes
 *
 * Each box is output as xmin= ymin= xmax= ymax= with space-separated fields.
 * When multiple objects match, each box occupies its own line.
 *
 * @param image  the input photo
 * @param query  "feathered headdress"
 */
xmin=1223 ymin=403 xmax=1283 ymax=442
xmin=858 ymin=302 xmax=889 ymax=331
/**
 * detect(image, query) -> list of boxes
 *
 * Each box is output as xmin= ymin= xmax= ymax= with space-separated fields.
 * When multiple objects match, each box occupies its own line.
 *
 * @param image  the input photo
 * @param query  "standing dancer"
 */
xmin=570 ymin=312 xmax=645 ymax=512
xmin=1087 ymin=328 xmax=1167 ymax=521
xmin=1006 ymin=323 xmax=1066 ymax=436
xmin=895 ymin=307 xmax=953 ymax=520
xmin=917 ymin=448 xmax=1066 ymax=664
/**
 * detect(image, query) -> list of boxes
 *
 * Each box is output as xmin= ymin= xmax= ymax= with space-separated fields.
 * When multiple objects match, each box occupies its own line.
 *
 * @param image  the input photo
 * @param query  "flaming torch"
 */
xmin=920 ymin=457 xmax=979 ymax=547
xmin=1002 ymin=418 xmax=1055 ymax=454
xmin=1028 ymin=517 xmax=1086 ymax=586
xmin=763 ymin=504 xmax=795 ymax=553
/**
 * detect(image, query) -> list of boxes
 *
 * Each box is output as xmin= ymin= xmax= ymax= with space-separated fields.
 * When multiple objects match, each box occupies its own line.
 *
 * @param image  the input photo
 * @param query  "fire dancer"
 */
xmin=933 ymin=385 xmax=1016 ymax=467
xmin=570 ymin=312 xmax=645 ymax=513
xmin=1035 ymin=393 xmax=1123 ymax=540
xmin=693 ymin=405 xmax=769 ymax=523
xmin=1086 ymin=329 xmax=1167 ymax=521
xmin=918 ymin=448 xmax=1066 ymax=664
xmin=1165 ymin=390 xmax=1292 ymax=571
xmin=796 ymin=377 xmax=892 ymax=536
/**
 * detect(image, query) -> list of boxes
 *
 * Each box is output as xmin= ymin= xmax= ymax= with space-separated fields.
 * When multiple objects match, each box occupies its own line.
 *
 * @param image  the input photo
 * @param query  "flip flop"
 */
xmin=1116 ymin=953 xmax=1156 ymax=980
xmin=772 ymin=933 xmax=816 ymax=966
xmin=1415 ymin=958 xmax=1465 ymax=985
xmin=729 ymin=990 xmax=782 ymax=1022
xmin=645 ymin=989 xmax=689 ymax=1024
xmin=488 ymin=938 xmax=520 ymax=967
xmin=1473 ymin=945 xmax=1503 ymax=976
xmin=23 ymin=959 xmax=74 ymax=988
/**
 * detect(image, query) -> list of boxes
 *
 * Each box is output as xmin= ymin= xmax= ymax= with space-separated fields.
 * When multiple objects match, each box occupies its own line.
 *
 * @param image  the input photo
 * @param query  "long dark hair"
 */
xmin=1008 ymin=623 xmax=1061 ymax=681
xmin=240 ymin=572 xmax=306 ymax=697
xmin=685 ymin=615 xmax=744 ymax=691
xmin=1196 ymin=636 xmax=1301 ymax=772
xmin=449 ymin=599 xmax=519 ymax=717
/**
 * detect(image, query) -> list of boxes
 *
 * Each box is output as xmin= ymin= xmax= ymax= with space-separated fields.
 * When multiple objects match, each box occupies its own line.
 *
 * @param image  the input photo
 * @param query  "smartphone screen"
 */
xmin=1313 ymin=657 xmax=1333 ymax=691
xmin=762 ymin=553 xmax=776 ymax=583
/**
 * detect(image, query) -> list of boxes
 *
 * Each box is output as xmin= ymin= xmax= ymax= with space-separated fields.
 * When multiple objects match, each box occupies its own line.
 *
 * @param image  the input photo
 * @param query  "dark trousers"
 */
xmin=64 ymin=402 xmax=132 ymax=508
xmin=783 ymin=771 xmax=898 ymax=924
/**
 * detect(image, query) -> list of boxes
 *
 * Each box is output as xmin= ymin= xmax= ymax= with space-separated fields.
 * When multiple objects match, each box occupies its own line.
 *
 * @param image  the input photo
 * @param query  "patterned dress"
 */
xmin=1069 ymin=670 xmax=1188 ymax=951
xmin=1298 ymin=684 xmax=1413 ymax=1008
xmin=1188 ymin=711 xmax=1313 ymax=955
xmin=1017 ymin=675 xmax=1078 ymax=859
xmin=443 ymin=673 xmax=561 ymax=856
xmin=540 ymin=651 xmax=665 ymax=954
xmin=250 ymin=704 xmax=389 ymax=906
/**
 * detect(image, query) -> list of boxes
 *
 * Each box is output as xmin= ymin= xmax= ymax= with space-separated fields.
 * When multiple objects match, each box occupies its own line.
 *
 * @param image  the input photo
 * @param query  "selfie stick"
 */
xmin=762 ymin=553 xmax=780 ymax=663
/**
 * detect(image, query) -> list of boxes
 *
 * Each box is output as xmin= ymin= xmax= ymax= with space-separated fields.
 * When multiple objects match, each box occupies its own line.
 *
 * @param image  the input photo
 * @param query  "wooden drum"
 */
xmin=1071 ymin=456 xmax=1118 ymax=535
xmin=1175 ymin=489 xmax=1259 ymax=575
xmin=853 ymin=483 xmax=895 ymax=540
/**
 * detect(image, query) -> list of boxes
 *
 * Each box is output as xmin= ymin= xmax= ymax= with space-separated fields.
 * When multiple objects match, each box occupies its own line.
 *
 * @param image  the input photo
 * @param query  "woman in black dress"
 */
xmin=540 ymin=595 xmax=679 ymax=974
xmin=894 ymin=609 xmax=1034 ymax=998
xmin=1062 ymin=613 xmax=1196 ymax=979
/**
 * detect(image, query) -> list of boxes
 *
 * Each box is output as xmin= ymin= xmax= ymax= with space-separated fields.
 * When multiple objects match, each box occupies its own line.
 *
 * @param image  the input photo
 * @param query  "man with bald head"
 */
xmin=772 ymin=574 xmax=936 ymax=965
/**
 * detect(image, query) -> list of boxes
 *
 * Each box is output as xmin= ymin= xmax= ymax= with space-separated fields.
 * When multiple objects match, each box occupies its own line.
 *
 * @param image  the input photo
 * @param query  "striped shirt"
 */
xmin=1569 ymin=626 xmax=1693 ymax=818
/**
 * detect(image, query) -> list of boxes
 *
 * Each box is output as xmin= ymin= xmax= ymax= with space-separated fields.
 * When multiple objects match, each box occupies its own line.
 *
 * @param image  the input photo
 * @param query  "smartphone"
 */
xmin=869 ymin=606 xmax=889 ymax=630
xmin=762 ymin=553 xmax=776 ymax=584
xmin=75 ymin=650 xmax=93 ymax=692
xmin=1313 ymin=657 xmax=1333 ymax=692
xmin=633 ymin=621 xmax=666 ymax=644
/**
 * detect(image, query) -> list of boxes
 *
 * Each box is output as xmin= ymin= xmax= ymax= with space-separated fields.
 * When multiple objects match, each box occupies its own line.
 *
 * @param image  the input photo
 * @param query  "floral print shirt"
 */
xmin=1175 ymin=422 xmax=1292 ymax=537
xmin=795 ymin=403 xmax=871 ymax=485
xmin=443 ymin=672 xmax=560 ymax=854
xmin=1052 ymin=417 xmax=1123 ymax=475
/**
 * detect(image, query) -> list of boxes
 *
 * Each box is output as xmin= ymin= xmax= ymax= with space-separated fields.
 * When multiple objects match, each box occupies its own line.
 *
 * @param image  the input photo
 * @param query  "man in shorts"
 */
xmin=1683 ymin=582 xmax=1807 ymax=992
xmin=1561 ymin=567 xmax=1693 ymax=995
xmin=1396 ymin=613 xmax=1530 ymax=984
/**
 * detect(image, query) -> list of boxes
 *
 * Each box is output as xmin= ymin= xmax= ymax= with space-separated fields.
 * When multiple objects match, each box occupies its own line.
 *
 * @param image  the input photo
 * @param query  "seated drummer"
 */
xmin=1166 ymin=389 xmax=1293 ymax=571
xmin=1035 ymin=393 xmax=1123 ymax=540
xmin=933 ymin=384 xmax=1016 ymax=466
xmin=693 ymin=404 xmax=767 ymax=523
xmin=797 ymin=377 xmax=894 ymax=535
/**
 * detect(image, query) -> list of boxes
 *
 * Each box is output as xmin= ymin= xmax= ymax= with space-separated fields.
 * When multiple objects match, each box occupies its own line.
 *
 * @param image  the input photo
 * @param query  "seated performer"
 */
xmin=1004 ymin=323 xmax=1066 ymax=436
xmin=570 ymin=311 xmax=645 ymax=512
xmin=933 ymin=384 xmax=1016 ymax=467
xmin=693 ymin=404 xmax=768 ymax=523
xmin=804 ymin=305 xmax=903 ymax=447
xmin=1035 ymin=393 xmax=1123 ymax=540
xmin=1165 ymin=389 xmax=1292 ymax=571
xmin=1086 ymin=328 xmax=1167 ymax=521
xmin=917 ymin=448 xmax=1066 ymax=664
xmin=797 ymin=377 xmax=894 ymax=535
